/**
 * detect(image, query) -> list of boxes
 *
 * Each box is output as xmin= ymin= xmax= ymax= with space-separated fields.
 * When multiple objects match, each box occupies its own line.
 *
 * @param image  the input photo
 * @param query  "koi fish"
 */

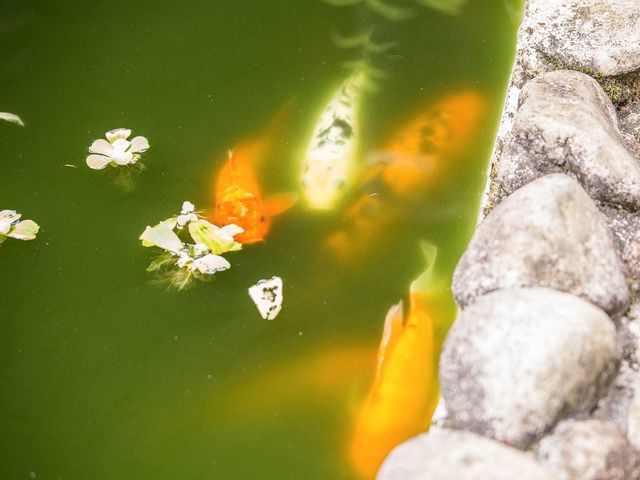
xmin=220 ymin=344 xmax=377 ymax=416
xmin=211 ymin=115 xmax=295 ymax=244
xmin=349 ymin=242 xmax=456 ymax=479
xmin=301 ymin=70 xmax=365 ymax=210
xmin=374 ymin=90 xmax=487 ymax=197
xmin=324 ymin=91 xmax=486 ymax=263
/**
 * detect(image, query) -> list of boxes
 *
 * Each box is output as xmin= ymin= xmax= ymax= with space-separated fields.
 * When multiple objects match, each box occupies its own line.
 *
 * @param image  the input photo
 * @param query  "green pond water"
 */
xmin=1 ymin=1 xmax=521 ymax=478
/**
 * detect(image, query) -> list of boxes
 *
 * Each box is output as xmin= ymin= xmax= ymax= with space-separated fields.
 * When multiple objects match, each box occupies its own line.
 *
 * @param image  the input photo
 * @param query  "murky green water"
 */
xmin=1 ymin=1 xmax=520 ymax=478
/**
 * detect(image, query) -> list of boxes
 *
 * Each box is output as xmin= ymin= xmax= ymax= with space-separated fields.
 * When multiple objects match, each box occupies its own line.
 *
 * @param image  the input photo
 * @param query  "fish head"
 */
xmin=214 ymin=187 xmax=270 ymax=244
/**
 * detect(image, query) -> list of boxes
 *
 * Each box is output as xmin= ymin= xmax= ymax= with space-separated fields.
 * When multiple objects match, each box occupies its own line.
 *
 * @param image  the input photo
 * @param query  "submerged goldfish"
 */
xmin=373 ymin=90 xmax=487 ymax=197
xmin=211 ymin=119 xmax=295 ymax=244
xmin=324 ymin=91 xmax=487 ymax=263
xmin=301 ymin=70 xmax=367 ymax=210
xmin=349 ymin=242 xmax=456 ymax=479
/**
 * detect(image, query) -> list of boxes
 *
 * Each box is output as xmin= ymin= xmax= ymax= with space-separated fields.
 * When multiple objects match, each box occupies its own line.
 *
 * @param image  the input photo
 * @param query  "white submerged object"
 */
xmin=248 ymin=276 xmax=284 ymax=320
xmin=301 ymin=72 xmax=362 ymax=210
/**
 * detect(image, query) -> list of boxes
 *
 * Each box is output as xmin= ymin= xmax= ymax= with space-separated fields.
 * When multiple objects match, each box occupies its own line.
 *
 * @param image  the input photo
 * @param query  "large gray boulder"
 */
xmin=440 ymin=288 xmax=619 ymax=448
xmin=498 ymin=71 xmax=640 ymax=210
xmin=377 ymin=428 xmax=556 ymax=480
xmin=536 ymin=420 xmax=640 ymax=480
xmin=453 ymin=174 xmax=629 ymax=316
xmin=522 ymin=0 xmax=640 ymax=78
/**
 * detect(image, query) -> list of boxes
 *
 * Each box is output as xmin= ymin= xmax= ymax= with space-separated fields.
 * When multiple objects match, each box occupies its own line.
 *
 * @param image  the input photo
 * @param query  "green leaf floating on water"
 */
xmin=188 ymin=220 xmax=243 ymax=255
xmin=415 ymin=0 xmax=467 ymax=15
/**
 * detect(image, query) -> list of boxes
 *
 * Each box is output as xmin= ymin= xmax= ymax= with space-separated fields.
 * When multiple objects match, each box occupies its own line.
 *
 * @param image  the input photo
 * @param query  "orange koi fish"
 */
xmin=372 ymin=90 xmax=487 ymax=197
xmin=324 ymin=91 xmax=487 ymax=263
xmin=349 ymin=242 xmax=456 ymax=479
xmin=222 ymin=345 xmax=376 ymax=416
xmin=211 ymin=114 xmax=296 ymax=244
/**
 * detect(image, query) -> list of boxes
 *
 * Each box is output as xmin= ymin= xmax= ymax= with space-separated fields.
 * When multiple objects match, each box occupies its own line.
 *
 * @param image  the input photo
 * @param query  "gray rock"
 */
xmin=453 ymin=174 xmax=629 ymax=316
xmin=536 ymin=420 xmax=640 ymax=480
xmin=619 ymin=100 xmax=640 ymax=159
xmin=592 ymin=362 xmax=639 ymax=432
xmin=522 ymin=0 xmax=640 ymax=78
xmin=498 ymin=70 xmax=640 ymax=210
xmin=441 ymin=288 xmax=619 ymax=448
xmin=601 ymin=205 xmax=640 ymax=298
xmin=377 ymin=428 xmax=556 ymax=480
xmin=628 ymin=383 xmax=640 ymax=451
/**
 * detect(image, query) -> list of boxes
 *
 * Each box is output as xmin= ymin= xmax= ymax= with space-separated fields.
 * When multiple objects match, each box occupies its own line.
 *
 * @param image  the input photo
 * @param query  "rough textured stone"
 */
xmin=498 ymin=71 xmax=640 ymax=210
xmin=522 ymin=0 xmax=640 ymax=78
xmin=441 ymin=288 xmax=619 ymax=448
xmin=378 ymin=428 xmax=556 ymax=480
xmin=536 ymin=420 xmax=640 ymax=480
xmin=453 ymin=174 xmax=629 ymax=316
xmin=601 ymin=205 xmax=640 ymax=298
xmin=592 ymin=362 xmax=639 ymax=432
xmin=620 ymin=100 xmax=640 ymax=159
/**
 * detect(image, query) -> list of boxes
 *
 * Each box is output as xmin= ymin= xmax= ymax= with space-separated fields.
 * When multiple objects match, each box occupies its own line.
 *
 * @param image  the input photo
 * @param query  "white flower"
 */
xmin=0 ymin=209 xmax=40 ymax=244
xmin=86 ymin=128 xmax=150 ymax=170
xmin=139 ymin=222 xmax=184 ymax=253
xmin=181 ymin=201 xmax=195 ymax=215
xmin=175 ymin=200 xmax=199 ymax=229
xmin=192 ymin=254 xmax=231 ymax=274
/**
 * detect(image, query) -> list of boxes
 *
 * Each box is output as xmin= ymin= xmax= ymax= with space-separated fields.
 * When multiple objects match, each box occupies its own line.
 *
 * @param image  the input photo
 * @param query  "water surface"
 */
xmin=1 ymin=1 xmax=520 ymax=478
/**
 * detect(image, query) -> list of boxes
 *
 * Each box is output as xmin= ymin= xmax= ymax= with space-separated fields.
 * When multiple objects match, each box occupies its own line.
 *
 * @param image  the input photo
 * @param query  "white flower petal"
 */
xmin=89 ymin=139 xmax=114 ymax=156
xmin=221 ymin=224 xmax=244 ymax=237
xmin=8 ymin=219 xmax=39 ymax=240
xmin=0 ymin=210 xmax=21 ymax=224
xmin=130 ymin=136 xmax=150 ymax=153
xmin=181 ymin=201 xmax=195 ymax=215
xmin=0 ymin=221 xmax=11 ymax=235
xmin=248 ymin=276 xmax=283 ymax=320
xmin=111 ymin=138 xmax=131 ymax=153
xmin=86 ymin=154 xmax=111 ymax=170
xmin=0 ymin=112 xmax=24 ymax=126
xmin=139 ymin=223 xmax=184 ymax=253
xmin=194 ymin=254 xmax=230 ymax=274
xmin=106 ymin=128 xmax=131 ymax=143
xmin=111 ymin=150 xmax=134 ymax=165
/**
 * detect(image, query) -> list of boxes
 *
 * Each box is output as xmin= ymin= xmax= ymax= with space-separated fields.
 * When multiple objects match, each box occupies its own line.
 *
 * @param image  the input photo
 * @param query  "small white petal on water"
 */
xmin=0 ymin=210 xmax=21 ymax=224
xmin=130 ymin=136 xmax=150 ymax=153
xmin=0 ymin=112 xmax=24 ymax=126
xmin=181 ymin=201 xmax=195 ymax=215
xmin=8 ymin=220 xmax=39 ymax=240
xmin=0 ymin=221 xmax=11 ymax=235
xmin=106 ymin=128 xmax=131 ymax=143
xmin=88 ymin=139 xmax=114 ymax=156
xmin=193 ymin=254 xmax=230 ymax=274
xmin=86 ymin=154 xmax=111 ymax=170
xmin=248 ymin=276 xmax=283 ymax=320
xmin=139 ymin=223 xmax=184 ymax=253
xmin=220 ymin=224 xmax=244 ymax=237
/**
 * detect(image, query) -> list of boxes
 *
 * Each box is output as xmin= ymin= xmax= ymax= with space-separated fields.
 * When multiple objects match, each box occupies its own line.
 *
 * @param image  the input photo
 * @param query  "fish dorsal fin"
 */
xmin=374 ymin=301 xmax=404 ymax=380
xmin=264 ymin=193 xmax=297 ymax=217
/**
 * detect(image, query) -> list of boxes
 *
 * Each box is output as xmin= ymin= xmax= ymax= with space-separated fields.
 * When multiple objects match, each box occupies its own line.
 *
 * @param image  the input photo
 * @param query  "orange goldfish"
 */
xmin=211 ymin=117 xmax=295 ymax=244
xmin=373 ymin=90 xmax=487 ymax=197
xmin=349 ymin=242 xmax=456 ymax=479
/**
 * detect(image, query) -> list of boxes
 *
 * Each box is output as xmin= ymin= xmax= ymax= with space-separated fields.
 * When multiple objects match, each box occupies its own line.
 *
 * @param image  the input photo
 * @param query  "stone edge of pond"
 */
xmin=380 ymin=0 xmax=640 ymax=479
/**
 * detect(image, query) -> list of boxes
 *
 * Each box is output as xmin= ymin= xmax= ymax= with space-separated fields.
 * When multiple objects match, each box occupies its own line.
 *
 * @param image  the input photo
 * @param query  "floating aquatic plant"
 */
xmin=0 ymin=112 xmax=24 ymax=126
xmin=0 ymin=210 xmax=39 ymax=245
xmin=86 ymin=128 xmax=150 ymax=190
xmin=139 ymin=201 xmax=243 ymax=290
